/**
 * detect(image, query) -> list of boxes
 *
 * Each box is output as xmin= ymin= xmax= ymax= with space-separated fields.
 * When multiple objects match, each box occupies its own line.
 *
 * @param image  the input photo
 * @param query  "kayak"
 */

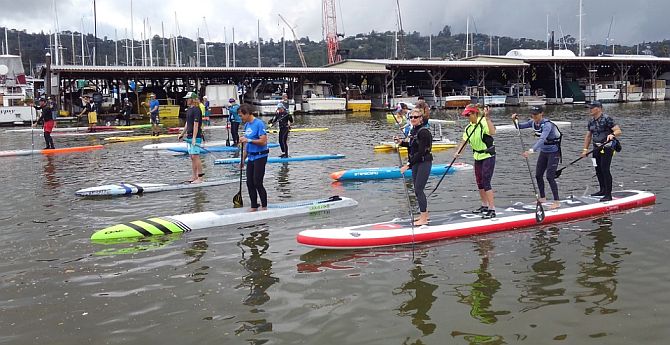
xmin=168 ymin=142 xmax=280 ymax=153
xmin=330 ymin=162 xmax=473 ymax=181
xmin=297 ymin=190 xmax=656 ymax=249
xmin=142 ymin=140 xmax=229 ymax=150
xmin=214 ymin=154 xmax=345 ymax=165
xmin=266 ymin=127 xmax=329 ymax=134
xmin=91 ymin=195 xmax=358 ymax=240
xmin=52 ymin=130 xmax=133 ymax=137
xmin=104 ymin=134 xmax=178 ymax=142
xmin=495 ymin=121 xmax=572 ymax=132
xmin=0 ymin=145 xmax=104 ymax=157
xmin=374 ymin=140 xmax=457 ymax=152
xmin=76 ymin=178 xmax=239 ymax=196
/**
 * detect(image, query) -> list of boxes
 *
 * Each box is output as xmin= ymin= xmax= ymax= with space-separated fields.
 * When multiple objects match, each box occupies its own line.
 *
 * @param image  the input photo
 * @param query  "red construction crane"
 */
xmin=322 ymin=0 xmax=341 ymax=64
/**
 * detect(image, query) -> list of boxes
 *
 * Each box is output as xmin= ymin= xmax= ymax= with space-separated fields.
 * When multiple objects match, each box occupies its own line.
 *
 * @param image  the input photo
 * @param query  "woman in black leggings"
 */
xmin=397 ymin=109 xmax=433 ymax=225
xmin=239 ymin=104 xmax=269 ymax=211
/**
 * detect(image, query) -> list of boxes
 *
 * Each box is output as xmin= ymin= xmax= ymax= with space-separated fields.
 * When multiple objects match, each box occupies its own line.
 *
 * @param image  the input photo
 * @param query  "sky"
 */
xmin=0 ymin=0 xmax=668 ymax=47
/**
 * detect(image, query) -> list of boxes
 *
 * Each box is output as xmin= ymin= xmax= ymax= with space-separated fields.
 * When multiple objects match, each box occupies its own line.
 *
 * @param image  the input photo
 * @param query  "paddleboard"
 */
xmin=167 ymin=125 xmax=230 ymax=133
xmin=168 ymin=142 xmax=280 ymax=153
xmin=374 ymin=140 xmax=457 ymax=152
xmin=52 ymin=130 xmax=133 ymax=137
xmin=330 ymin=162 xmax=472 ymax=181
xmin=495 ymin=121 xmax=572 ymax=132
xmin=297 ymin=190 xmax=656 ymax=249
xmin=76 ymin=178 xmax=239 ymax=196
xmin=104 ymin=134 xmax=178 ymax=142
xmin=5 ymin=124 xmax=157 ymax=133
xmin=214 ymin=154 xmax=345 ymax=165
xmin=142 ymin=140 xmax=229 ymax=150
xmin=266 ymin=127 xmax=329 ymax=134
xmin=0 ymin=145 xmax=104 ymax=157
xmin=91 ymin=196 xmax=358 ymax=240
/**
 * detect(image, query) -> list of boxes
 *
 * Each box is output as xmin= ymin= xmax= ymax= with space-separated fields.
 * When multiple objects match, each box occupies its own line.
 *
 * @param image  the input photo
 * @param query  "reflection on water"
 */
xmin=235 ymin=229 xmax=278 ymax=341
xmin=517 ymin=226 xmax=569 ymax=311
xmin=393 ymin=258 xmax=438 ymax=338
xmin=43 ymin=154 xmax=60 ymax=190
xmin=275 ymin=162 xmax=291 ymax=198
xmin=576 ymin=217 xmax=629 ymax=315
xmin=184 ymin=237 xmax=209 ymax=285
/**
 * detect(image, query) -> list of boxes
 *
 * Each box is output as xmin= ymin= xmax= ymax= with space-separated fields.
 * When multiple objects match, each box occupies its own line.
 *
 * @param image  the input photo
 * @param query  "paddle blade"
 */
xmin=535 ymin=200 xmax=545 ymax=223
xmin=233 ymin=192 xmax=243 ymax=208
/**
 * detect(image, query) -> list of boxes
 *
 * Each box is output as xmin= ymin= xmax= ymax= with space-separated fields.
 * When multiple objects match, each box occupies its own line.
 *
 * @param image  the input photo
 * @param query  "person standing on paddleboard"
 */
xmin=202 ymin=95 xmax=211 ymax=126
xmin=227 ymin=98 xmax=241 ymax=145
xmin=580 ymin=100 xmax=622 ymax=202
xmin=239 ymin=104 xmax=269 ymax=211
xmin=177 ymin=92 xmax=204 ymax=184
xmin=147 ymin=93 xmax=160 ymax=136
xmin=269 ymin=101 xmax=293 ymax=158
xmin=33 ymin=98 xmax=56 ymax=149
xmin=512 ymin=105 xmax=562 ymax=209
xmin=455 ymin=104 xmax=497 ymax=219
xmin=121 ymin=97 xmax=133 ymax=126
xmin=396 ymin=108 xmax=433 ymax=226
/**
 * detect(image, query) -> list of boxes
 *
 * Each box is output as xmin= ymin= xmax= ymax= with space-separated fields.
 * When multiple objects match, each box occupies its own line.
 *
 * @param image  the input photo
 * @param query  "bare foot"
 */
xmin=413 ymin=220 xmax=429 ymax=226
xmin=549 ymin=201 xmax=561 ymax=210
xmin=249 ymin=208 xmax=258 ymax=212
xmin=190 ymin=178 xmax=203 ymax=184
xmin=260 ymin=207 xmax=267 ymax=211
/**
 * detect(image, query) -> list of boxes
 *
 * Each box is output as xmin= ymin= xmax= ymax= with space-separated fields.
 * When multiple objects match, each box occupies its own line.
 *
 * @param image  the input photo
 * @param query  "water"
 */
xmin=0 ymin=103 xmax=668 ymax=344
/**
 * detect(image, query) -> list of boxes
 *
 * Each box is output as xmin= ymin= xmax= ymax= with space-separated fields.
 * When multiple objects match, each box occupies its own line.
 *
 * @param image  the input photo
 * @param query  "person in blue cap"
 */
xmin=512 ymin=105 xmax=563 ymax=209
xmin=269 ymin=101 xmax=293 ymax=158
xmin=580 ymin=100 xmax=622 ymax=202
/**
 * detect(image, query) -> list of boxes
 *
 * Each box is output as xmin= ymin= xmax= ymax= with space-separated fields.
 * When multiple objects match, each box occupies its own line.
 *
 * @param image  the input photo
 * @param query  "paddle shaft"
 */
xmin=555 ymin=139 xmax=612 ymax=177
xmin=514 ymin=119 xmax=545 ymax=223
xmin=226 ymin=115 xmax=231 ymax=146
xmin=391 ymin=111 xmax=416 ymax=246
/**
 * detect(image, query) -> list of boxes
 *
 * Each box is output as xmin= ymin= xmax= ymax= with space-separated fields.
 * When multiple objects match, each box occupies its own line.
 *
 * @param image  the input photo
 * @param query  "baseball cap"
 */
xmin=183 ymin=91 xmax=199 ymax=99
xmin=229 ymin=98 xmax=236 ymax=103
xmin=530 ymin=105 xmax=544 ymax=115
xmin=587 ymin=100 xmax=602 ymax=108
xmin=461 ymin=104 xmax=479 ymax=117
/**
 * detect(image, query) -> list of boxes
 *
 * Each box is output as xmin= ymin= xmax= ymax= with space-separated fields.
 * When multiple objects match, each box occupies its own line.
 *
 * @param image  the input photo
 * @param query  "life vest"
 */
xmin=533 ymin=119 xmax=562 ymax=146
xmin=472 ymin=123 xmax=496 ymax=156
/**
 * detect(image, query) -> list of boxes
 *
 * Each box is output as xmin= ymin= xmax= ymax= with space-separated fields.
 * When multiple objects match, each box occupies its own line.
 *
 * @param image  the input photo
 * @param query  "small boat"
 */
xmin=90 ymin=196 xmax=358 ymax=240
xmin=76 ymin=178 xmax=238 ymax=196
xmin=330 ymin=162 xmax=472 ymax=181
xmin=0 ymin=144 xmax=104 ymax=157
xmin=443 ymin=95 xmax=472 ymax=109
xmin=214 ymin=154 xmax=345 ymax=165
xmin=297 ymin=190 xmax=656 ymax=249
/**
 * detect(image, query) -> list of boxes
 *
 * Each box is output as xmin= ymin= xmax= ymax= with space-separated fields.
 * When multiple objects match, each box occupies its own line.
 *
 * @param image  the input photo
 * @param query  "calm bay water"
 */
xmin=0 ymin=102 xmax=668 ymax=344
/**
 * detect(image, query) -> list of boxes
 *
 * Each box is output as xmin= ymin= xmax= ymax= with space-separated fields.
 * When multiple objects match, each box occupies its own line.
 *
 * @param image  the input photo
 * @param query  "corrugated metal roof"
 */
xmin=50 ymin=65 xmax=389 ymax=74
xmin=470 ymin=54 xmax=670 ymax=64
xmin=330 ymin=58 xmax=528 ymax=68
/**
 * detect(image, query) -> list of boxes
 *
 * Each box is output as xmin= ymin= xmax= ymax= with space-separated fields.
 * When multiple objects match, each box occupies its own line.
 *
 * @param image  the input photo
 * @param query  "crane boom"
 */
xmin=322 ymin=0 xmax=340 ymax=64
xmin=278 ymin=14 xmax=307 ymax=67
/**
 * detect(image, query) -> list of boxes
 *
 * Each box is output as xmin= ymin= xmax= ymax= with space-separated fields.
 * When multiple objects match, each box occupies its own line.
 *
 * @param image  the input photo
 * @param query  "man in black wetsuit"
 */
xmin=33 ymin=98 xmax=56 ymax=149
xmin=269 ymin=101 xmax=293 ymax=158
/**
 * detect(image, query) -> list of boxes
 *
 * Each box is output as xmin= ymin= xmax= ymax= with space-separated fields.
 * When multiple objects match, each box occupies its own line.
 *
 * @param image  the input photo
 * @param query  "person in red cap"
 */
xmin=454 ymin=104 xmax=497 ymax=218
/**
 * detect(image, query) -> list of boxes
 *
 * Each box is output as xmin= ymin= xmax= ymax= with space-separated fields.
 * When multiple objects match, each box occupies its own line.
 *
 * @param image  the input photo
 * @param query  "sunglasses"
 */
xmin=409 ymin=115 xmax=422 ymax=119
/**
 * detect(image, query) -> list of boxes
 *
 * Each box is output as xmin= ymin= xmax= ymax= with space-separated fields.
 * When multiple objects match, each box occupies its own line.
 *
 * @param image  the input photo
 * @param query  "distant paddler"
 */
xmin=32 ymin=98 xmax=56 ymax=149
xmin=239 ymin=104 xmax=269 ymax=211
xmin=177 ymin=92 xmax=204 ymax=184
xmin=226 ymin=98 xmax=242 ymax=146
xmin=143 ymin=93 xmax=161 ymax=136
xmin=268 ymin=97 xmax=293 ymax=158
xmin=202 ymin=95 xmax=211 ymax=126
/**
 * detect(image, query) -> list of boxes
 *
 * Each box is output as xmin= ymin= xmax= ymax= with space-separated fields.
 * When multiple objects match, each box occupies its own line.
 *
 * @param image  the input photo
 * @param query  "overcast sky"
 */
xmin=1 ymin=0 xmax=668 ymax=47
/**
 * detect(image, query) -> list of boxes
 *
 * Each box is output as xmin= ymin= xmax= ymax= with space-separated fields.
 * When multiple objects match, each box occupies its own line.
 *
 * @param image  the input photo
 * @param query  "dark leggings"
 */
xmin=231 ymin=121 xmax=240 ymax=145
xmin=279 ymin=127 xmax=290 ymax=155
xmin=594 ymin=146 xmax=614 ymax=196
xmin=43 ymin=132 xmax=54 ymax=149
xmin=411 ymin=160 xmax=432 ymax=212
xmin=246 ymin=156 xmax=268 ymax=208
xmin=474 ymin=156 xmax=496 ymax=191
xmin=535 ymin=151 xmax=560 ymax=200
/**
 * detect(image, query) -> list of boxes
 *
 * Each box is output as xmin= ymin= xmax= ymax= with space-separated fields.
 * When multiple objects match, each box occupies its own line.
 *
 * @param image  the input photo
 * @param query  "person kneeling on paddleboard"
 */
xmin=239 ymin=104 xmax=269 ymax=211
xmin=396 ymin=108 xmax=433 ymax=226
xmin=177 ymin=92 xmax=204 ymax=184
xmin=581 ymin=100 xmax=622 ymax=202
xmin=512 ymin=105 xmax=562 ymax=209
xmin=455 ymin=104 xmax=497 ymax=219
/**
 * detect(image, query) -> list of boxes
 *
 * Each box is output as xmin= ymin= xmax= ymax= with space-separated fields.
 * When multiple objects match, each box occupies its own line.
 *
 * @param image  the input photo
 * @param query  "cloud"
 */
xmin=0 ymin=0 xmax=667 ymax=46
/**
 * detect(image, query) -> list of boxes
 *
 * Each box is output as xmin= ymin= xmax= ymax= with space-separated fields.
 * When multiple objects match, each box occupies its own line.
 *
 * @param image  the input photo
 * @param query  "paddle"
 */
xmin=554 ymin=139 xmax=612 ymax=179
xmin=233 ymin=143 xmax=244 ymax=208
xmin=225 ymin=116 xmax=231 ymax=146
xmin=427 ymin=107 xmax=487 ymax=197
xmin=514 ymin=119 xmax=545 ymax=223
xmin=390 ymin=112 xmax=416 ymax=242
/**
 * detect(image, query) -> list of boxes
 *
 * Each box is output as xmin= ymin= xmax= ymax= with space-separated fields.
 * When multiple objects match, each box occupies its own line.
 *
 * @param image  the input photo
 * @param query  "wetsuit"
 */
xmin=270 ymin=108 xmax=293 ymax=157
xmin=228 ymin=103 xmax=241 ymax=145
xmin=587 ymin=114 xmax=617 ymax=198
xmin=518 ymin=118 xmax=561 ymax=201
xmin=399 ymin=124 xmax=433 ymax=213
xmin=244 ymin=118 xmax=269 ymax=208
xmin=35 ymin=103 xmax=55 ymax=149
xmin=122 ymin=101 xmax=132 ymax=126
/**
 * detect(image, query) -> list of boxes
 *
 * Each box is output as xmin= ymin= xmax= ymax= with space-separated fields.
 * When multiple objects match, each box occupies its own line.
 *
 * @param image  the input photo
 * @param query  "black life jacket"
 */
xmin=471 ymin=123 xmax=496 ymax=156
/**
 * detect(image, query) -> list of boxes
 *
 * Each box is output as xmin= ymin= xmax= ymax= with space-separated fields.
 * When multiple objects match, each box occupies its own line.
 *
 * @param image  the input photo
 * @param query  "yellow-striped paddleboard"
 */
xmin=104 ymin=134 xmax=179 ymax=142
xmin=374 ymin=141 xmax=457 ymax=153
